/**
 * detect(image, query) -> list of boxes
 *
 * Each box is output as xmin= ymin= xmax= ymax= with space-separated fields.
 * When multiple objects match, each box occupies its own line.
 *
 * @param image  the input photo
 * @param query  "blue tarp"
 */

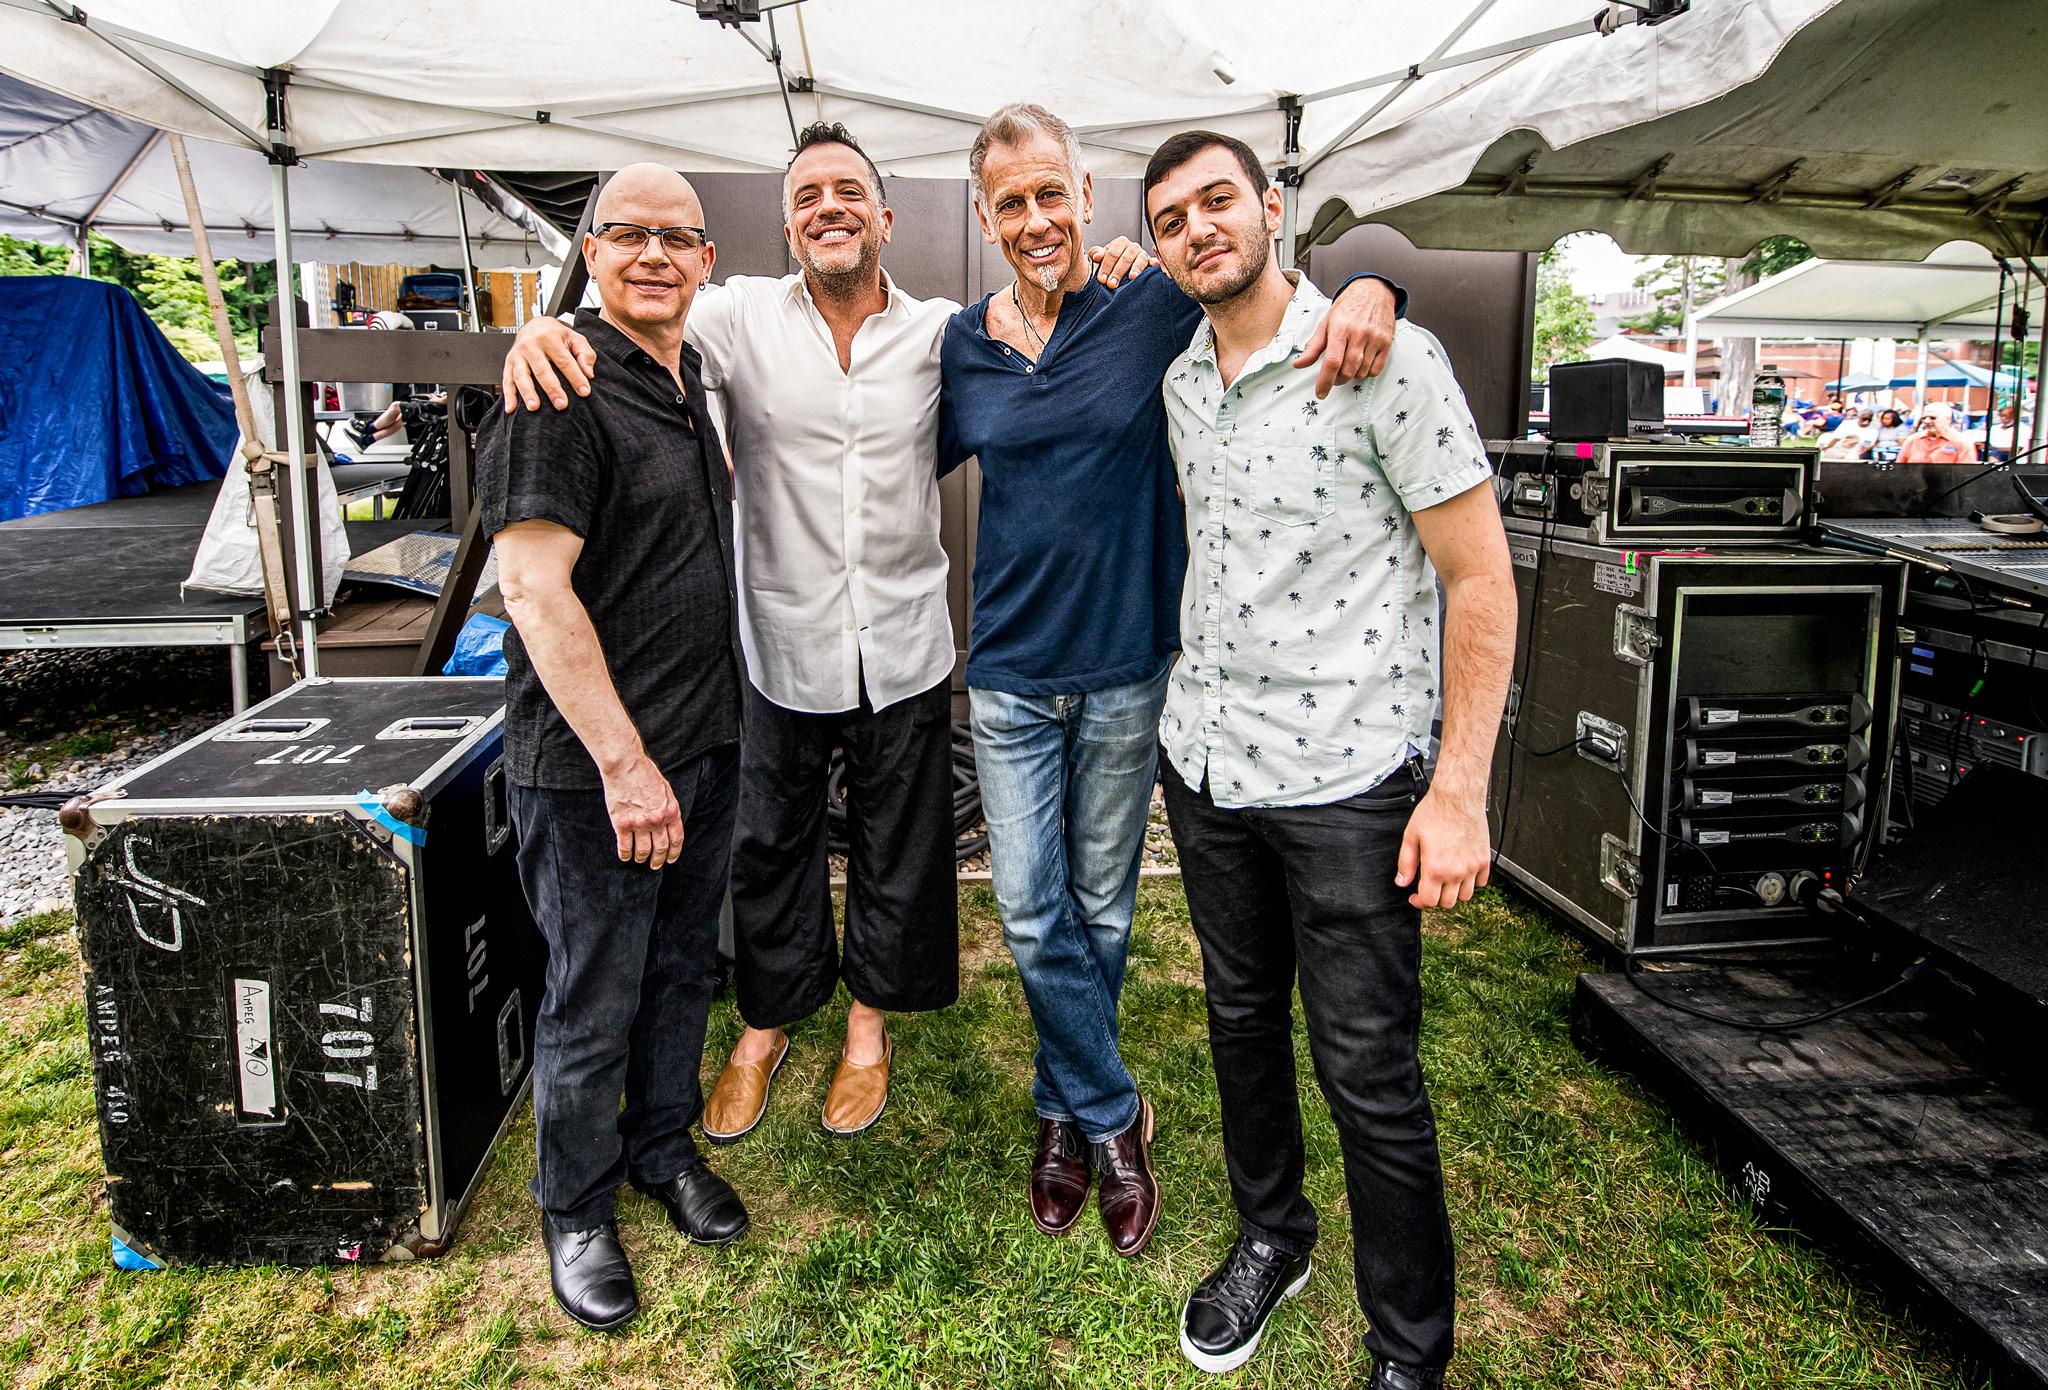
xmin=0 ymin=275 xmax=233 ymax=521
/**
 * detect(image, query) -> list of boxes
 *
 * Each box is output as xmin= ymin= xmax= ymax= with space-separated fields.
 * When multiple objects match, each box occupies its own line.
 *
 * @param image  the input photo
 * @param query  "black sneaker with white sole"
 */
xmin=1177 ymin=1235 xmax=1313 ymax=1374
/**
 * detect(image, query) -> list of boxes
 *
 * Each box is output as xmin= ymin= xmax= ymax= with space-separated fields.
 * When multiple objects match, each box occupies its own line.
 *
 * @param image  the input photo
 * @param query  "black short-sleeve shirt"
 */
xmin=477 ymin=311 xmax=742 ymax=788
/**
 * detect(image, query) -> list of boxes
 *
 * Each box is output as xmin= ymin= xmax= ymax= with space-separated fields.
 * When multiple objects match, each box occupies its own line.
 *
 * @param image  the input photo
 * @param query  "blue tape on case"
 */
xmin=111 ymin=1234 xmax=160 ymax=1271
xmin=356 ymin=793 xmax=427 ymax=845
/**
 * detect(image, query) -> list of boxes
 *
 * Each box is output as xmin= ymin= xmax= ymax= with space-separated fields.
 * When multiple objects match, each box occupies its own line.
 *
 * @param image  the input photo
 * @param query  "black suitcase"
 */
xmin=62 ymin=677 xmax=543 ymax=1266
xmin=1489 ymin=536 xmax=1905 ymax=954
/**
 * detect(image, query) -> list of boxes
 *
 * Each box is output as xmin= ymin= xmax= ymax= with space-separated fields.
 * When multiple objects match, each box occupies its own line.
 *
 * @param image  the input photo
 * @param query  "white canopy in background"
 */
xmin=0 ymin=0 xmax=1838 ymax=253
xmin=1694 ymin=241 xmax=2048 ymax=342
xmin=1586 ymin=334 xmax=1689 ymax=371
xmin=1694 ymin=239 xmax=2045 ymax=438
xmin=1312 ymin=0 xmax=2048 ymax=265
xmin=0 ymin=72 xmax=557 ymax=267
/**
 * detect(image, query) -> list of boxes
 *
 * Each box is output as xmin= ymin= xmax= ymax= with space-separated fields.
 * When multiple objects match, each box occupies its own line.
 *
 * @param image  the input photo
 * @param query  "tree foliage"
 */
xmin=1532 ymin=244 xmax=1595 ymax=380
xmin=0 ymin=231 xmax=277 ymax=362
xmin=0 ymin=235 xmax=70 ymax=276
xmin=1621 ymin=255 xmax=1726 ymax=335
xmin=1741 ymin=235 xmax=1813 ymax=282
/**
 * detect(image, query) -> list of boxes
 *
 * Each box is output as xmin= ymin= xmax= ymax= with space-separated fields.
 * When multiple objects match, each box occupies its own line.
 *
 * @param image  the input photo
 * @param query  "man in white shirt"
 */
xmin=1143 ymin=130 xmax=1515 ymax=1389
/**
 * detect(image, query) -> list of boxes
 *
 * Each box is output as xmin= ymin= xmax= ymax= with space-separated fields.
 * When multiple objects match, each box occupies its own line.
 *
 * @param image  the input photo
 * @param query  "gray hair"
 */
xmin=969 ymin=102 xmax=1086 ymax=213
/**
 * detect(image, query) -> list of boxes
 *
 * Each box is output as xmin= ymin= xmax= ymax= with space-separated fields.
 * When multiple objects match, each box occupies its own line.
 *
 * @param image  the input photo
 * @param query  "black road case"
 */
xmin=1488 ymin=536 xmax=1905 ymax=954
xmin=63 ymin=677 xmax=543 ymax=1266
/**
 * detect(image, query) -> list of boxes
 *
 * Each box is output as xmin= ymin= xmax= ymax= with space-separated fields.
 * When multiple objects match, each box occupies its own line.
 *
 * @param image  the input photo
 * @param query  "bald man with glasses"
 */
xmin=480 ymin=163 xmax=751 ymax=1333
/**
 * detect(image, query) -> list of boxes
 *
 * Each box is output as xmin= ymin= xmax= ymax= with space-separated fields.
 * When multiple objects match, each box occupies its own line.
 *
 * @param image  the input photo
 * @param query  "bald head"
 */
xmin=594 ymin=162 xmax=704 ymax=228
xmin=583 ymin=162 xmax=714 ymax=346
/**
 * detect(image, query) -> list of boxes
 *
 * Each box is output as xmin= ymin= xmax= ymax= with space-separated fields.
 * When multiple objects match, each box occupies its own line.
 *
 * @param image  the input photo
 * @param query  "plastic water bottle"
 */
xmin=1749 ymin=364 xmax=1786 ymax=447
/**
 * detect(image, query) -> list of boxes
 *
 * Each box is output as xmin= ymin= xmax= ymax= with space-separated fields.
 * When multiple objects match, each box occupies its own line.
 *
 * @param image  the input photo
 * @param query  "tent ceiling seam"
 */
xmin=1300 ymin=0 xmax=1504 ymax=178
xmin=79 ymin=126 xmax=161 ymax=224
xmin=30 ymin=0 xmax=268 ymax=150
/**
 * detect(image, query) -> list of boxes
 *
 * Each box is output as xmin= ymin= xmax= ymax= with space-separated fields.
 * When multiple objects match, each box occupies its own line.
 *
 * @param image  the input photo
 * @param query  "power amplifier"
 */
xmin=1487 ymin=536 xmax=1905 ymax=953
xmin=1491 ymin=441 xmax=1816 ymax=547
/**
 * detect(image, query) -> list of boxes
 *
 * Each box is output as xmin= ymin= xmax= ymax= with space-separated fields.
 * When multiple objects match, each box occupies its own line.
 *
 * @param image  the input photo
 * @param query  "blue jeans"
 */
xmin=968 ymin=666 xmax=1169 ymax=1142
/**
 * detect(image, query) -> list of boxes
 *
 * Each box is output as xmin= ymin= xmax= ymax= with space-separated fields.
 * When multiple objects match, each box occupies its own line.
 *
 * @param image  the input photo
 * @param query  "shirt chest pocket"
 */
xmin=1237 ymin=425 xmax=1338 ymax=528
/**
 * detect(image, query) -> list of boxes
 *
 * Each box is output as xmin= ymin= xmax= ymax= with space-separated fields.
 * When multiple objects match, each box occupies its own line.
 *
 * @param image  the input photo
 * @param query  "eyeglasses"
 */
xmin=593 ymin=222 xmax=709 ymax=255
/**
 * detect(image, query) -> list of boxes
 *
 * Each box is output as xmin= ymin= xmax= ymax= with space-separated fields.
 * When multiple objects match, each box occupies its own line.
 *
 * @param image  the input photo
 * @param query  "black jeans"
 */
xmin=1160 ymin=754 xmax=1456 ymax=1371
xmin=729 ymin=677 xmax=959 ymax=1028
xmin=508 ymin=744 xmax=737 ymax=1230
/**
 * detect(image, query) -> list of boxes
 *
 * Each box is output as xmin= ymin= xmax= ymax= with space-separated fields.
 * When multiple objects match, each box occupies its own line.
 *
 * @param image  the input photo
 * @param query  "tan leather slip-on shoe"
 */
xmin=702 ymin=1032 xmax=789 ymax=1144
xmin=820 ymin=1034 xmax=891 ymax=1137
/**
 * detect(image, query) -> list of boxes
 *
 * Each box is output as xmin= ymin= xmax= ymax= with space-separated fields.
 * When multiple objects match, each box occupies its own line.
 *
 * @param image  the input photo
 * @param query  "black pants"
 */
xmin=1160 ymin=754 xmax=1456 ymax=1371
xmin=508 ymin=744 xmax=737 ymax=1230
xmin=729 ymin=677 xmax=959 ymax=1027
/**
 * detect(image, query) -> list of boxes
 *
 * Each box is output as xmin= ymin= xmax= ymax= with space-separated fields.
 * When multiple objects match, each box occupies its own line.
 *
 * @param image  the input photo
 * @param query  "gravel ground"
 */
xmin=0 ymin=647 xmax=231 ymax=926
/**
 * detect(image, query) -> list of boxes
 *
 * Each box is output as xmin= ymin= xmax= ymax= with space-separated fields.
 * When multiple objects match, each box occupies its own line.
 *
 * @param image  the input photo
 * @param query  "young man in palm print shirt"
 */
xmin=1143 ymin=130 xmax=1515 ymax=1388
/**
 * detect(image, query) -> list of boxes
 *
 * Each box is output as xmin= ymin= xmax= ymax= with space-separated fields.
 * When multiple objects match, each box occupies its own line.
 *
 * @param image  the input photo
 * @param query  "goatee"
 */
xmin=1182 ymin=233 xmax=1268 ymax=306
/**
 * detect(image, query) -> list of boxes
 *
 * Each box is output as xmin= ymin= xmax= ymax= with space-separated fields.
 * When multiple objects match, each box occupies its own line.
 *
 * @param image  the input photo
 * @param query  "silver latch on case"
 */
xmin=1613 ymin=605 xmax=1660 ymax=667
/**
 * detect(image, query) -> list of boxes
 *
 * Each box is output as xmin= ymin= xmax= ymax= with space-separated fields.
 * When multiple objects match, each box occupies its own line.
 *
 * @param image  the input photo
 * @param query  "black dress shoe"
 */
xmin=634 ymin=1161 xmax=749 ymax=1246
xmin=542 ymin=1216 xmax=638 ymax=1331
xmin=1367 ymin=1361 xmax=1445 ymax=1390
xmin=1094 ymin=1096 xmax=1160 ymax=1257
xmin=1177 ymin=1235 xmax=1312 ymax=1374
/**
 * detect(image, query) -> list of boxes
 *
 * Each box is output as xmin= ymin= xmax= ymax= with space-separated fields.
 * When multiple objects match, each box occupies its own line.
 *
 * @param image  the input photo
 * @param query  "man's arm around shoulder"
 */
xmin=495 ymin=519 xmax=683 ymax=868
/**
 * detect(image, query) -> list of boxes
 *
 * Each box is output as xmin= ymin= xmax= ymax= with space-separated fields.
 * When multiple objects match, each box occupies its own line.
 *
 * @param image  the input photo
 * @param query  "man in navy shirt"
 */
xmin=940 ymin=103 xmax=1402 ymax=1259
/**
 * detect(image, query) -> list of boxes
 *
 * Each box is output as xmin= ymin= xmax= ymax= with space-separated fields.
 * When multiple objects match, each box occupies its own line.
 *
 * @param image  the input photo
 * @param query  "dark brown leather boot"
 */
xmin=1094 ymin=1096 xmax=1159 ymax=1257
xmin=1030 ymin=1117 xmax=1091 ymax=1235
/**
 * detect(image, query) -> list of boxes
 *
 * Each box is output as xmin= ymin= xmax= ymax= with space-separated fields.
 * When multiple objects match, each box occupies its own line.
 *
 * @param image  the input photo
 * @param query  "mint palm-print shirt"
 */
xmin=1159 ymin=272 xmax=1493 ymax=809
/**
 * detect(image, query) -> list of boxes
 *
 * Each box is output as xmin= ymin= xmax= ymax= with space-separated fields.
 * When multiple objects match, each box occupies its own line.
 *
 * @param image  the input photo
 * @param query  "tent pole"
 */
xmin=1280 ymin=182 xmax=1298 ymax=271
xmin=2033 ymin=289 xmax=2048 ymax=455
xmin=1913 ymin=335 xmax=1929 ymax=415
xmin=269 ymin=158 xmax=320 ymax=678
xmin=452 ymin=184 xmax=481 ymax=331
xmin=1278 ymin=96 xmax=1301 ymax=272
xmin=1683 ymin=310 xmax=1697 ymax=389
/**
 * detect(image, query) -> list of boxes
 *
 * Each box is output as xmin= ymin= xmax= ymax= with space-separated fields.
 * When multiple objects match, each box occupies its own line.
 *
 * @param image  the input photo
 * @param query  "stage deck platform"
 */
xmin=0 ymin=482 xmax=441 ymax=709
xmin=1574 ymin=962 xmax=2048 ymax=1387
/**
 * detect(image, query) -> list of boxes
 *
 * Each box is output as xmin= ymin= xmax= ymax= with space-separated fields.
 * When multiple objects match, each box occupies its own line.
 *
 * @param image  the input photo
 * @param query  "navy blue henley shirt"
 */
xmin=939 ymin=268 xmax=1403 ymax=696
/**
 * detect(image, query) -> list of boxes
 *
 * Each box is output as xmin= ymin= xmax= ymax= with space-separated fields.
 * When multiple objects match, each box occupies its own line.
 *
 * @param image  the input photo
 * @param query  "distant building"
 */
xmin=1586 ymin=287 xmax=1656 ymax=339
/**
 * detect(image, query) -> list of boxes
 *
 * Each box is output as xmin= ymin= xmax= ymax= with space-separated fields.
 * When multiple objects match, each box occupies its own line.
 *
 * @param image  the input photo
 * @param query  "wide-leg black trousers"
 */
xmin=729 ymin=677 xmax=959 ymax=1027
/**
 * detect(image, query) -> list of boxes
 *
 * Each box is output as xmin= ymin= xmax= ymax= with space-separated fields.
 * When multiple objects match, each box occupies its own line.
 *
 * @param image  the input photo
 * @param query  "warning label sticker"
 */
xmin=1593 ymin=562 xmax=1641 ymax=597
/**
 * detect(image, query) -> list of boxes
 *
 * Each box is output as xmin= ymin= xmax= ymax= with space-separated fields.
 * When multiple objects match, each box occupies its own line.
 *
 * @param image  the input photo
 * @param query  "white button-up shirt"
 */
xmin=686 ymin=271 xmax=959 ymax=714
xmin=1159 ymin=273 xmax=1493 ymax=809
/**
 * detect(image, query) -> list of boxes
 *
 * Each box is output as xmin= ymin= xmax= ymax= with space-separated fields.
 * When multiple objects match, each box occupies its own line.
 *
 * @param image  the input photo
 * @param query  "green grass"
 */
xmin=0 ymin=887 xmax=1986 ymax=1388
xmin=4 ymin=731 xmax=119 ymax=787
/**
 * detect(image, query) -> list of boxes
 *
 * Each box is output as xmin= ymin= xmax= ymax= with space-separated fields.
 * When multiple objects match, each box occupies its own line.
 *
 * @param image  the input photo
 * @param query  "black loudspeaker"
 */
xmin=1548 ymin=358 xmax=1663 ymax=441
xmin=65 ymin=678 xmax=543 ymax=1267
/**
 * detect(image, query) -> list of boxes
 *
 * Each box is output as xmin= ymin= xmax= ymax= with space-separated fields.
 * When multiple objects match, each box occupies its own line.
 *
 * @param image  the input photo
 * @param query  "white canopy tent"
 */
xmin=1694 ymin=240 xmax=2048 ymax=447
xmin=1307 ymin=0 xmax=2048 ymax=267
xmin=0 ymin=0 xmax=1867 ymax=671
xmin=0 ymin=72 xmax=559 ymax=268
xmin=1586 ymin=334 xmax=1689 ymax=371
xmin=1694 ymin=242 xmax=2048 ymax=342
xmin=0 ymin=0 xmax=1834 ymax=240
